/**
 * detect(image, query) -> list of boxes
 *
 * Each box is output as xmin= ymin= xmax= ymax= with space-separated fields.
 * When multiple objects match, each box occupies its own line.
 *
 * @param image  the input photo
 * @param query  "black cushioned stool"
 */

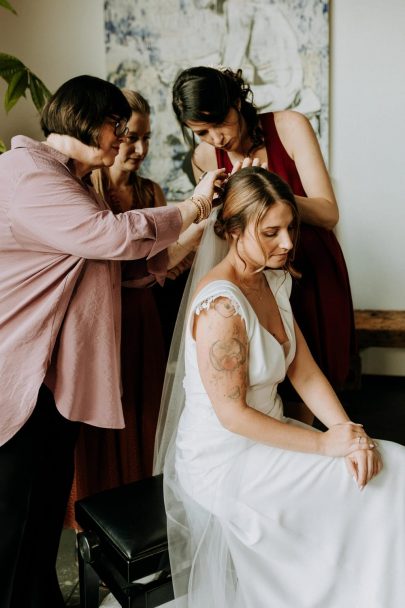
xmin=75 ymin=474 xmax=174 ymax=608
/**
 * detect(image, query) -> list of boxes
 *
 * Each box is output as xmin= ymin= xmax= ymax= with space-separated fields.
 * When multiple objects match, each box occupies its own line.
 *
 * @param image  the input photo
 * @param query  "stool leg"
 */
xmin=77 ymin=535 xmax=100 ymax=608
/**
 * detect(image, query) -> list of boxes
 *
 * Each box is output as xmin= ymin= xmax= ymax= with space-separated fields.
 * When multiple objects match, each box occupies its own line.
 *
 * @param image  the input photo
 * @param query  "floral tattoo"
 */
xmin=209 ymin=338 xmax=246 ymax=372
xmin=214 ymin=298 xmax=237 ymax=318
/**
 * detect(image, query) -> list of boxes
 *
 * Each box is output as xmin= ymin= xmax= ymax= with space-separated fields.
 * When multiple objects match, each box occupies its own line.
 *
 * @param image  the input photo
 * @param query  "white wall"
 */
xmin=1 ymin=0 xmax=404 ymax=374
xmin=330 ymin=0 xmax=405 ymax=375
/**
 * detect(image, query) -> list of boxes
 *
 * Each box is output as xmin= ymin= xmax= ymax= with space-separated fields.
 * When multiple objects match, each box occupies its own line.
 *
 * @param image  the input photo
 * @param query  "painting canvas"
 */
xmin=105 ymin=0 xmax=329 ymax=200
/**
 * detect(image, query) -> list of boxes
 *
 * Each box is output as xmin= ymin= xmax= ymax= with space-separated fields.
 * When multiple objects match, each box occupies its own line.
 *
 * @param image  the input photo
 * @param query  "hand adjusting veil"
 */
xmin=153 ymin=206 xmax=228 ymax=474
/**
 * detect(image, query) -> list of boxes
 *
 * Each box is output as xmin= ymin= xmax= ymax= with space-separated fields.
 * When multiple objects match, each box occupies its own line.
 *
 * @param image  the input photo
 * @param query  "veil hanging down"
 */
xmin=153 ymin=208 xmax=246 ymax=606
xmin=153 ymin=206 xmax=228 ymax=475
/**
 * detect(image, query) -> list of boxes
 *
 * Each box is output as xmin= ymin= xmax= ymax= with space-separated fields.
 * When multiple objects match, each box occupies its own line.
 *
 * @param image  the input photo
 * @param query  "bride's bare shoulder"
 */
xmin=193 ymin=264 xmax=236 ymax=299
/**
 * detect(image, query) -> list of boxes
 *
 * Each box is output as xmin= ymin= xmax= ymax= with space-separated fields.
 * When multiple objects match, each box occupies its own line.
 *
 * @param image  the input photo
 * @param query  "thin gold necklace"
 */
xmin=240 ymin=274 xmax=267 ymax=303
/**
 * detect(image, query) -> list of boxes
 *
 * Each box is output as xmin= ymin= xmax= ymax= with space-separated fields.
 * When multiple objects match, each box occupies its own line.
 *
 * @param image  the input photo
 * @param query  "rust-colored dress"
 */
xmin=65 ymin=177 xmax=167 ymax=527
xmin=216 ymin=113 xmax=356 ymax=389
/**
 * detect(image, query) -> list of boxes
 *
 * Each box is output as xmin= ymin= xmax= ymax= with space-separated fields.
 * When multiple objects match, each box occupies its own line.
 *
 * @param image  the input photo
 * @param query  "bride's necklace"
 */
xmin=240 ymin=274 xmax=268 ymax=304
xmin=239 ymin=274 xmax=282 ymax=341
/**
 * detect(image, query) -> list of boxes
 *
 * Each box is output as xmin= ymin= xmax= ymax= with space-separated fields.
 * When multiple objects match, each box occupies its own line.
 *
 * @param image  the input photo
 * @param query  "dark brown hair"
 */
xmin=172 ymin=66 xmax=263 ymax=153
xmin=41 ymin=75 xmax=131 ymax=146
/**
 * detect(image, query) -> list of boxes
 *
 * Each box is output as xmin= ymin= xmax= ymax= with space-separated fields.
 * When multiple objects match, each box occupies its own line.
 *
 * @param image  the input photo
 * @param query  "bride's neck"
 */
xmin=223 ymin=251 xmax=263 ymax=289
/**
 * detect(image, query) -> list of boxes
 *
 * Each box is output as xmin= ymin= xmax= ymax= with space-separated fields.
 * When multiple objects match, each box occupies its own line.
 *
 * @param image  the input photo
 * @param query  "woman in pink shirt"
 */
xmin=0 ymin=74 xmax=223 ymax=607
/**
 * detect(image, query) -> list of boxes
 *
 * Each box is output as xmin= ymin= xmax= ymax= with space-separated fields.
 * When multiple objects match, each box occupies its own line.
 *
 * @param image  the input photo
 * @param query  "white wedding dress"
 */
xmin=163 ymin=269 xmax=405 ymax=608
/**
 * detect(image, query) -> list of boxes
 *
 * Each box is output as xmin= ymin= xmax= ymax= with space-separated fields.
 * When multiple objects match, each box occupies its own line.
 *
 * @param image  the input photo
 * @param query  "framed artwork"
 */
xmin=105 ymin=0 xmax=329 ymax=200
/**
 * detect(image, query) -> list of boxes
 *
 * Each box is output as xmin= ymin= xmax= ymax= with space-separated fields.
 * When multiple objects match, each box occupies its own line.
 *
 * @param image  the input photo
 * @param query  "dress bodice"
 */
xmin=183 ymin=270 xmax=295 ymax=421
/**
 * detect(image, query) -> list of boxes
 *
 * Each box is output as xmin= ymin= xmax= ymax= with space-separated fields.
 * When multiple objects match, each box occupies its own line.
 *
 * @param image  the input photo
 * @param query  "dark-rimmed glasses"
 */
xmin=106 ymin=117 xmax=129 ymax=137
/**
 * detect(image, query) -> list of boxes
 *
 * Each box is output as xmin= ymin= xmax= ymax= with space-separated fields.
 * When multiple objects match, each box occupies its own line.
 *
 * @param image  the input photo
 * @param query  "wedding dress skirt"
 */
xmin=163 ymin=271 xmax=405 ymax=608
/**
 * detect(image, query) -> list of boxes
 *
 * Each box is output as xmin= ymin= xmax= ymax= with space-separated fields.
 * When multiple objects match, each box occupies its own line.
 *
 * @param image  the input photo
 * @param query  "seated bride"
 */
xmin=154 ymin=166 xmax=405 ymax=608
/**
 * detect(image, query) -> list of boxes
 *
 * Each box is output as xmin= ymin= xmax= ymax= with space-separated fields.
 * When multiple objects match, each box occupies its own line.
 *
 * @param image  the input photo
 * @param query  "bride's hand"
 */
xmin=319 ymin=422 xmax=376 ymax=458
xmin=345 ymin=446 xmax=383 ymax=490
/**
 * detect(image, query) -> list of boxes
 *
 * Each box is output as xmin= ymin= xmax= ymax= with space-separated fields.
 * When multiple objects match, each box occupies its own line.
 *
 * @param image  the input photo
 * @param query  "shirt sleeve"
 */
xmin=8 ymin=169 xmax=181 ymax=261
xmin=121 ymin=249 xmax=169 ymax=287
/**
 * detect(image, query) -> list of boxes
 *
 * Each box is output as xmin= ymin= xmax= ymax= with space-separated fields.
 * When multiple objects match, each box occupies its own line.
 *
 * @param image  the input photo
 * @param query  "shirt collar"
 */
xmin=11 ymin=135 xmax=78 ymax=173
xmin=11 ymin=135 xmax=71 ymax=165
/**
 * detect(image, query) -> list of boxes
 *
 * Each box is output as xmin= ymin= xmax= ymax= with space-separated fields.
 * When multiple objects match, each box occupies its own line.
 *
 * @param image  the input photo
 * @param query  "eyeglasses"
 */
xmin=106 ymin=117 xmax=129 ymax=137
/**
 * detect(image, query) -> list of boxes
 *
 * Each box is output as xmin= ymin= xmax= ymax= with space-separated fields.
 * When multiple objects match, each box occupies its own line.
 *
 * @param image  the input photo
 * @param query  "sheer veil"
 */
xmin=153 ymin=206 xmax=228 ymax=474
xmin=153 ymin=206 xmax=239 ymax=606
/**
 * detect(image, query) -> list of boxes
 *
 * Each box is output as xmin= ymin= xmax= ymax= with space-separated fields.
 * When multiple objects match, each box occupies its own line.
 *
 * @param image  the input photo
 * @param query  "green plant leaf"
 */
xmin=0 ymin=0 xmax=17 ymax=14
xmin=0 ymin=138 xmax=6 ymax=154
xmin=4 ymin=68 xmax=29 ymax=112
xmin=29 ymin=73 xmax=51 ymax=112
xmin=0 ymin=53 xmax=25 ymax=84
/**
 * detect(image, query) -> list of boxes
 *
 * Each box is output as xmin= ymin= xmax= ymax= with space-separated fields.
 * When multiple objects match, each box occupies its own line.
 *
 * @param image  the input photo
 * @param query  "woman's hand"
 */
xmin=345 ymin=446 xmax=383 ymax=490
xmin=319 ymin=422 xmax=376 ymax=458
xmin=193 ymin=168 xmax=227 ymax=200
xmin=231 ymin=157 xmax=268 ymax=174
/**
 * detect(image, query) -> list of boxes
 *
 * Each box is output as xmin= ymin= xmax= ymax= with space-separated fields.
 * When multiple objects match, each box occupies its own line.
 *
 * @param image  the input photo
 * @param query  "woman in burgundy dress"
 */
xmin=65 ymin=90 xmax=204 ymax=526
xmin=172 ymin=66 xmax=357 ymax=421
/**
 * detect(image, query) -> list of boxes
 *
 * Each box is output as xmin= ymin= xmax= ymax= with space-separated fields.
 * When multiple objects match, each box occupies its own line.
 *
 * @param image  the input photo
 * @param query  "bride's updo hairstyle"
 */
xmin=172 ymin=66 xmax=264 ymax=152
xmin=215 ymin=167 xmax=300 ymax=277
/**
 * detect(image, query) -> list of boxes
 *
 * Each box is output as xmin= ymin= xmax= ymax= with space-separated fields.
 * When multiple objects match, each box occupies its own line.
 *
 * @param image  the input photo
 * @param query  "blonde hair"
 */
xmin=91 ymin=89 xmax=154 ymax=209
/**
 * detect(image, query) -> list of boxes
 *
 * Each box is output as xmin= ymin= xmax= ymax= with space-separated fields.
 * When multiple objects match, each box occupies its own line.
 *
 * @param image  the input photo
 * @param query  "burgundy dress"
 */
xmin=216 ymin=112 xmax=356 ymax=389
xmin=65 ymin=178 xmax=167 ymax=527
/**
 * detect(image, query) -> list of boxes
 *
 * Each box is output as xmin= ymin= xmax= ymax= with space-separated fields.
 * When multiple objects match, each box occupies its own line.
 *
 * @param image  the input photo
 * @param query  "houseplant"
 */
xmin=0 ymin=0 xmax=51 ymax=152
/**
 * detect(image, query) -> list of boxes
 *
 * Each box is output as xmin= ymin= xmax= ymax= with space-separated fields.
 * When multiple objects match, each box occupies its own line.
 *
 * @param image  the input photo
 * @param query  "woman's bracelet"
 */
xmin=190 ymin=194 xmax=212 ymax=224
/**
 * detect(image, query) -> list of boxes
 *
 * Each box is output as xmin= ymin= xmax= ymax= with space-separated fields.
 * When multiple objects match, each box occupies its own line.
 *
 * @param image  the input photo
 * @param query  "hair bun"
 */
xmin=213 ymin=206 xmax=227 ymax=240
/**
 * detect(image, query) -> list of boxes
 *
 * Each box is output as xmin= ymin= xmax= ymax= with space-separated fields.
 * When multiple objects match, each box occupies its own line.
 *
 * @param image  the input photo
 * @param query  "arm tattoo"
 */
xmin=209 ymin=338 xmax=247 ymax=372
xmin=227 ymin=386 xmax=241 ymax=400
xmin=214 ymin=299 xmax=237 ymax=318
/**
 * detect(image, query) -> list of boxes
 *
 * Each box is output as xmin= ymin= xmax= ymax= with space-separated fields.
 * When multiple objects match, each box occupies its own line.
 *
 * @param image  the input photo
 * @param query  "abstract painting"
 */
xmin=105 ymin=0 xmax=329 ymax=200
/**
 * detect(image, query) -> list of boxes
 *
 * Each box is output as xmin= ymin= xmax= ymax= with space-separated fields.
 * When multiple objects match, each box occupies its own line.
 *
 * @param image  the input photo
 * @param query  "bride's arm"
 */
xmin=195 ymin=297 xmax=371 ymax=458
xmin=287 ymin=319 xmax=353 ymax=427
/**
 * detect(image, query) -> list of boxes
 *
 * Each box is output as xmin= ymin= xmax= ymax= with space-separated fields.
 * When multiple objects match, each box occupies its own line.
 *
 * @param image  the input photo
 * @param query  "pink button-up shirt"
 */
xmin=0 ymin=136 xmax=182 ymax=446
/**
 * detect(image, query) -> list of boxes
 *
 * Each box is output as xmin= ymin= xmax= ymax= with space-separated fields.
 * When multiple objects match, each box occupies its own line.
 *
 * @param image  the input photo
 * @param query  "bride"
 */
xmin=154 ymin=166 xmax=405 ymax=607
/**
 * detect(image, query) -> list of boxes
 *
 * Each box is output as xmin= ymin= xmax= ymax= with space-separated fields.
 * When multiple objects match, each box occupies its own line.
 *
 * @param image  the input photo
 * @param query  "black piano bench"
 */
xmin=74 ymin=474 xmax=174 ymax=608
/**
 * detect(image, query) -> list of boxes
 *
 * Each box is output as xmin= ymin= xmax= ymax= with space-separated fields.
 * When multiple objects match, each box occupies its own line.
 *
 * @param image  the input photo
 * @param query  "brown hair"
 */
xmin=215 ymin=167 xmax=300 ymax=277
xmin=40 ymin=75 xmax=131 ymax=146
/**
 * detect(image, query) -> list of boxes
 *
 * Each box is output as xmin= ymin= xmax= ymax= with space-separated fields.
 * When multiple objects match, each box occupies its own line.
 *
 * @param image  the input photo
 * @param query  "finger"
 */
xmin=213 ymin=168 xmax=228 ymax=181
xmin=333 ymin=421 xmax=363 ymax=427
xmin=241 ymin=157 xmax=251 ymax=169
xmin=350 ymin=440 xmax=373 ymax=453
xmin=261 ymin=162 xmax=268 ymax=170
xmin=230 ymin=160 xmax=243 ymax=175
xmin=366 ymin=450 xmax=375 ymax=484
xmin=199 ymin=168 xmax=227 ymax=183
xmin=375 ymin=451 xmax=383 ymax=476
xmin=345 ymin=457 xmax=357 ymax=481
xmin=355 ymin=434 xmax=375 ymax=449
xmin=356 ymin=458 xmax=367 ymax=490
xmin=251 ymin=157 xmax=260 ymax=166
